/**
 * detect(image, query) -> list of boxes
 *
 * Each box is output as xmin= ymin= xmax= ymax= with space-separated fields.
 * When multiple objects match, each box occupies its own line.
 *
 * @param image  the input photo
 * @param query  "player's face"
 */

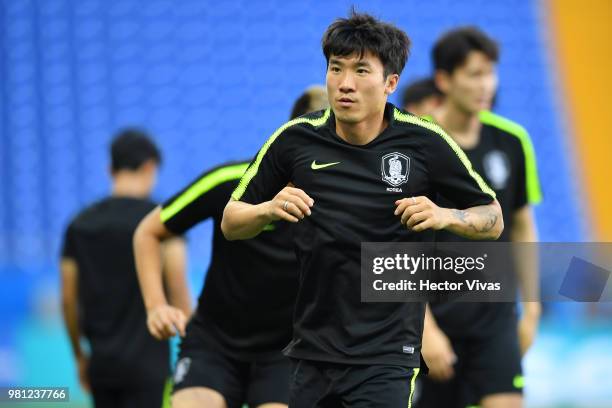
xmin=444 ymin=51 xmax=498 ymax=114
xmin=326 ymin=52 xmax=398 ymax=125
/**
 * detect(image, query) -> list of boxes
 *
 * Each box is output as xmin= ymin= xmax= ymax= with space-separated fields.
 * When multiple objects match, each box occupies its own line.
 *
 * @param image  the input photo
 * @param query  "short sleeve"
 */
xmin=231 ymin=127 xmax=294 ymax=205
xmin=517 ymin=130 xmax=542 ymax=206
xmin=478 ymin=110 xmax=542 ymax=206
xmin=161 ymin=162 xmax=250 ymax=234
xmin=513 ymin=143 xmax=529 ymax=210
xmin=427 ymin=130 xmax=496 ymax=209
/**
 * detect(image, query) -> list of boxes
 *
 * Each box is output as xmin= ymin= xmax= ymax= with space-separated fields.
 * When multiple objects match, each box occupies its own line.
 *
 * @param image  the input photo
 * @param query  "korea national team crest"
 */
xmin=483 ymin=150 xmax=510 ymax=190
xmin=381 ymin=152 xmax=410 ymax=188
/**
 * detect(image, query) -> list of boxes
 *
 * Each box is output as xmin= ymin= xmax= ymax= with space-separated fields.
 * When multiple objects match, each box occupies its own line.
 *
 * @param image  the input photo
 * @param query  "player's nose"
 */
xmin=338 ymin=72 xmax=356 ymax=92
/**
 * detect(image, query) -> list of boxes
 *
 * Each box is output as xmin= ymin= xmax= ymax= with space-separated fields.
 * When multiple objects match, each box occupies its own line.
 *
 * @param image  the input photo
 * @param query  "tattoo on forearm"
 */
xmin=452 ymin=209 xmax=467 ymax=223
xmin=452 ymin=207 xmax=498 ymax=235
xmin=480 ymin=209 xmax=498 ymax=233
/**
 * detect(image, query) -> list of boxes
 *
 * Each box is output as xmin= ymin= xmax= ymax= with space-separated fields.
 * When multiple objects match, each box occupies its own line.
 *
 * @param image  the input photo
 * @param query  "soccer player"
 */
xmin=417 ymin=27 xmax=542 ymax=408
xmin=221 ymin=12 xmax=504 ymax=408
xmin=61 ymin=129 xmax=189 ymax=408
xmin=401 ymin=77 xmax=443 ymax=116
xmin=133 ymin=87 xmax=328 ymax=408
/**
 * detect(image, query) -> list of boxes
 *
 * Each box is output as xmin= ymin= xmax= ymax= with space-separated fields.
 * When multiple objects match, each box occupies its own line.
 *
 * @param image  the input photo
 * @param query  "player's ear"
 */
xmin=434 ymin=70 xmax=451 ymax=95
xmin=385 ymin=74 xmax=400 ymax=95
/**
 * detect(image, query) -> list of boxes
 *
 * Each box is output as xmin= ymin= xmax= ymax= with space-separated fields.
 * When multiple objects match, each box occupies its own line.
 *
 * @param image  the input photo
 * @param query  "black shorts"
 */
xmin=289 ymin=359 xmax=421 ymax=408
xmin=172 ymin=321 xmax=291 ymax=408
xmin=415 ymin=316 xmax=523 ymax=408
xmin=91 ymin=380 xmax=169 ymax=408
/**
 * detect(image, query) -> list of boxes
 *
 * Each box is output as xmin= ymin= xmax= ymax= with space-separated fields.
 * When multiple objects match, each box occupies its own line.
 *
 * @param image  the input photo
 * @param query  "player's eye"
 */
xmin=357 ymin=68 xmax=369 ymax=74
xmin=329 ymin=66 xmax=341 ymax=73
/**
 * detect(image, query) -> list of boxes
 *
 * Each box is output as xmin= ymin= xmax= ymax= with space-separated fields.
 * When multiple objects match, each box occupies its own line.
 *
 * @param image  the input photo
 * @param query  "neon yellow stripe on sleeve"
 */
xmin=161 ymin=163 xmax=250 ymax=223
xmin=394 ymin=109 xmax=496 ymax=199
xmin=479 ymin=110 xmax=542 ymax=204
xmin=231 ymin=109 xmax=331 ymax=201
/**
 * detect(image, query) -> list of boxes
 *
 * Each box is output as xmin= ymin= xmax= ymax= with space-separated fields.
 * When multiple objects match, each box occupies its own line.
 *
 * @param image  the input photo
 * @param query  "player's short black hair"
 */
xmin=322 ymin=9 xmax=411 ymax=78
xmin=432 ymin=26 xmax=499 ymax=74
xmin=290 ymin=86 xmax=328 ymax=119
xmin=111 ymin=128 xmax=161 ymax=171
xmin=401 ymin=78 xmax=442 ymax=108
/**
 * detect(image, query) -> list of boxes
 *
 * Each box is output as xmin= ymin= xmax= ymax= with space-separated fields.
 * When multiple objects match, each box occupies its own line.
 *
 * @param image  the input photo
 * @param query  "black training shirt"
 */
xmin=62 ymin=197 xmax=169 ymax=386
xmin=433 ymin=111 xmax=542 ymax=338
xmin=161 ymin=161 xmax=298 ymax=360
xmin=232 ymin=103 xmax=496 ymax=366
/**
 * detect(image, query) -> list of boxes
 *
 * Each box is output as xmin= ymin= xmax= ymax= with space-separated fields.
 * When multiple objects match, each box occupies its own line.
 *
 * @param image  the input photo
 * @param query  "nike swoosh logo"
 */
xmin=311 ymin=160 xmax=340 ymax=170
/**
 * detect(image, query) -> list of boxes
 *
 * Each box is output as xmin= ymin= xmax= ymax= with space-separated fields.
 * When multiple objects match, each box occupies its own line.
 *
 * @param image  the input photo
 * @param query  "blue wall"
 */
xmin=1 ymin=0 xmax=585 ymax=270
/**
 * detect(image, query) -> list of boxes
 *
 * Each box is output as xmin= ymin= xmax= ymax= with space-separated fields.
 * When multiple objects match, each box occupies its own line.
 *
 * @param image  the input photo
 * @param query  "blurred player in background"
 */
xmin=133 ymin=86 xmax=328 ymax=408
xmin=222 ymin=11 xmax=503 ymax=408
xmin=60 ymin=130 xmax=189 ymax=408
xmin=416 ymin=27 xmax=542 ymax=408
xmin=290 ymin=85 xmax=328 ymax=120
xmin=401 ymin=77 xmax=443 ymax=116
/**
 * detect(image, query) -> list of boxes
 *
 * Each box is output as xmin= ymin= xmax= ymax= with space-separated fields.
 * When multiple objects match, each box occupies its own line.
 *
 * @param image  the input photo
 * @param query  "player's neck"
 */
xmin=335 ymin=110 xmax=388 ymax=146
xmin=434 ymin=103 xmax=482 ymax=149
xmin=111 ymin=173 xmax=151 ymax=199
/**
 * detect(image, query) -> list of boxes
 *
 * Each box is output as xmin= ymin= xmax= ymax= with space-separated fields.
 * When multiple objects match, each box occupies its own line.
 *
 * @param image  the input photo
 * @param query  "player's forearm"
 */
xmin=168 ymin=284 xmax=192 ymax=317
xmin=162 ymin=237 xmax=192 ymax=317
xmin=510 ymin=206 xmax=536 ymax=243
xmin=134 ymin=218 xmax=169 ymax=310
xmin=61 ymin=298 xmax=83 ymax=359
xmin=165 ymin=275 xmax=192 ymax=317
xmin=443 ymin=200 xmax=503 ymax=240
xmin=424 ymin=304 xmax=440 ymax=332
xmin=511 ymin=206 xmax=541 ymax=310
xmin=221 ymin=200 xmax=273 ymax=240
xmin=60 ymin=259 xmax=83 ymax=359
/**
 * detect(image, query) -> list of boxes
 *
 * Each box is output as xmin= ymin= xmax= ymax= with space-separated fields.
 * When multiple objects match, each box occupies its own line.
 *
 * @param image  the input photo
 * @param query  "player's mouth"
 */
xmin=337 ymin=97 xmax=355 ymax=108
